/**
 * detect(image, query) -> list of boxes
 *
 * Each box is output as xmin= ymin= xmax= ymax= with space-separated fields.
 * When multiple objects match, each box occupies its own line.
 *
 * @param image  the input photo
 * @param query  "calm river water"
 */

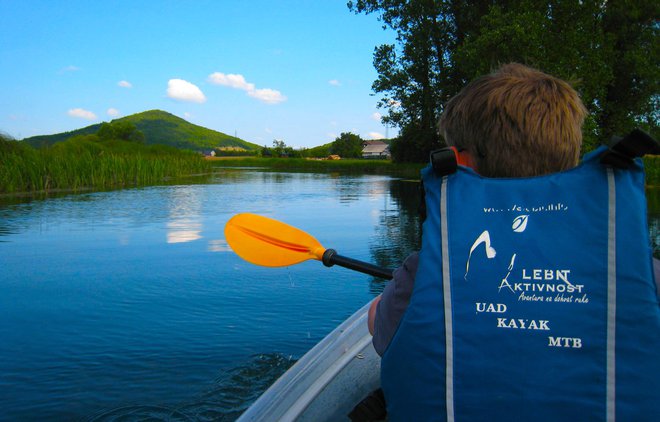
xmin=0 ymin=169 xmax=657 ymax=421
xmin=0 ymin=169 xmax=422 ymax=421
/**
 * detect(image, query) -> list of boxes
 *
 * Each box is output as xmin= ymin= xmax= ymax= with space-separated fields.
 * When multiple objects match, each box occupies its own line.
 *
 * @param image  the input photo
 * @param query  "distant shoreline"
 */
xmin=208 ymin=156 xmax=425 ymax=178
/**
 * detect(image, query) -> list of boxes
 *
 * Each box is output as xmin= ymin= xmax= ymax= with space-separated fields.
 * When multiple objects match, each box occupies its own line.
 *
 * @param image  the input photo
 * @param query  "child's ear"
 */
xmin=455 ymin=148 xmax=477 ymax=171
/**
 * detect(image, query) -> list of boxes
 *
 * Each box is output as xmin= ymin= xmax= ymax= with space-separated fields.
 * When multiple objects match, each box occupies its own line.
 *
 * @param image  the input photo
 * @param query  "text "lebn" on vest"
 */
xmin=522 ymin=268 xmax=570 ymax=282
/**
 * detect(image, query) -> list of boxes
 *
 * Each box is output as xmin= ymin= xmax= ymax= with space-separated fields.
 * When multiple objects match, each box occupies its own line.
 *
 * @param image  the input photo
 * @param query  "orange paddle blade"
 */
xmin=224 ymin=213 xmax=326 ymax=267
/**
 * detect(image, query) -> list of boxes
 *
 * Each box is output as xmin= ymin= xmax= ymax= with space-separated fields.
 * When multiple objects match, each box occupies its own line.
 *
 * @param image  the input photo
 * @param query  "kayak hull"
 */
xmin=237 ymin=300 xmax=380 ymax=422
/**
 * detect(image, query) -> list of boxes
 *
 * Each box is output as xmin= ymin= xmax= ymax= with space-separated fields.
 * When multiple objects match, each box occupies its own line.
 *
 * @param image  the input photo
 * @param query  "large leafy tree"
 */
xmin=97 ymin=121 xmax=145 ymax=143
xmin=330 ymin=132 xmax=364 ymax=158
xmin=598 ymin=0 xmax=659 ymax=142
xmin=349 ymin=0 xmax=452 ymax=161
xmin=349 ymin=0 xmax=659 ymax=161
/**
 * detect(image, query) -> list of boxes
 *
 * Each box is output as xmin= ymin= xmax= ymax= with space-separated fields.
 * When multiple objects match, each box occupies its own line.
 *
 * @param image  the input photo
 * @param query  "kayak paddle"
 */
xmin=224 ymin=213 xmax=394 ymax=279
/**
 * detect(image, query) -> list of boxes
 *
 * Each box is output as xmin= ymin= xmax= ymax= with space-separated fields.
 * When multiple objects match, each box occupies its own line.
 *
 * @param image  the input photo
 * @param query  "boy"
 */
xmin=371 ymin=62 xmax=589 ymax=350
xmin=370 ymin=63 xmax=659 ymax=420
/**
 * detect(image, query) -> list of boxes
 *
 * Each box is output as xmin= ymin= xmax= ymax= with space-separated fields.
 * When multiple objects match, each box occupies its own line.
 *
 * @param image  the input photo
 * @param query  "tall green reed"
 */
xmin=0 ymin=135 xmax=211 ymax=194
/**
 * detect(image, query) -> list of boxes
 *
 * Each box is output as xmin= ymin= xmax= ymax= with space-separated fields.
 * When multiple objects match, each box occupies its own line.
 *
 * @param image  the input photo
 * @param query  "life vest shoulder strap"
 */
xmin=600 ymin=128 xmax=659 ymax=168
xmin=429 ymin=147 xmax=458 ymax=176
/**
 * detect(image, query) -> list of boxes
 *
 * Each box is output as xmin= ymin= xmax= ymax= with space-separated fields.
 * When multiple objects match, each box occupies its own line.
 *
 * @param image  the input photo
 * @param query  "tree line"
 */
xmin=260 ymin=133 xmax=375 ymax=159
xmin=348 ymin=0 xmax=658 ymax=162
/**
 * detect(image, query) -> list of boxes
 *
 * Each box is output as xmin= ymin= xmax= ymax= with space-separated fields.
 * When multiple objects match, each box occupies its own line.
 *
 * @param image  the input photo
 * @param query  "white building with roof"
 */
xmin=361 ymin=140 xmax=391 ymax=159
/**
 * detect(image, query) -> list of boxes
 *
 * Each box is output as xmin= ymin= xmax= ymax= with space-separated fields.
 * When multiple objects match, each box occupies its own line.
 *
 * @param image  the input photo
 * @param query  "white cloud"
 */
xmin=183 ymin=112 xmax=192 ymax=119
xmin=372 ymin=112 xmax=382 ymax=121
xmin=247 ymin=88 xmax=287 ymax=104
xmin=68 ymin=108 xmax=97 ymax=120
xmin=61 ymin=65 xmax=80 ymax=73
xmin=167 ymin=79 xmax=206 ymax=103
xmin=208 ymin=72 xmax=255 ymax=91
xmin=107 ymin=108 xmax=120 ymax=117
xmin=208 ymin=71 xmax=286 ymax=105
xmin=368 ymin=132 xmax=385 ymax=140
xmin=328 ymin=79 xmax=341 ymax=86
xmin=118 ymin=80 xmax=132 ymax=88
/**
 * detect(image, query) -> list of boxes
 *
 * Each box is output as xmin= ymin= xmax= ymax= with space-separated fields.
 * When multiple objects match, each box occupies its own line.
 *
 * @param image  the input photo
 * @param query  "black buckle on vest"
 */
xmin=430 ymin=147 xmax=458 ymax=176
xmin=600 ymin=129 xmax=659 ymax=169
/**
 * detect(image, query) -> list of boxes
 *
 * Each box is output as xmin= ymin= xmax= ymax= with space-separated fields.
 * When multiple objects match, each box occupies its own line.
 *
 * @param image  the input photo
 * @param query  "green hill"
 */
xmin=22 ymin=123 xmax=101 ymax=147
xmin=22 ymin=110 xmax=260 ymax=151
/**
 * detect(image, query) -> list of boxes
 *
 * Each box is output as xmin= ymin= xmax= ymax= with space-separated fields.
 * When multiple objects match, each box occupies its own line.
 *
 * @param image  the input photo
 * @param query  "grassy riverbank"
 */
xmin=1 ymin=135 xmax=212 ymax=194
xmin=3 ymin=133 xmax=658 ymax=196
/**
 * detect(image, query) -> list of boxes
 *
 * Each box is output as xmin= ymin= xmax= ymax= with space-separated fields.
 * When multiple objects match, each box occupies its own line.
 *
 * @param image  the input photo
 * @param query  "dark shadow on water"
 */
xmin=87 ymin=405 xmax=195 ymax=421
xmin=87 ymin=354 xmax=296 ymax=422
xmin=0 ymin=226 xmax=14 ymax=241
xmin=368 ymin=179 xmax=423 ymax=295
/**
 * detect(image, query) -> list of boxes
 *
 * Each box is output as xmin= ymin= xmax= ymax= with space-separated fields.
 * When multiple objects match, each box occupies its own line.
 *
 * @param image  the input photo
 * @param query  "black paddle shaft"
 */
xmin=321 ymin=249 xmax=394 ymax=280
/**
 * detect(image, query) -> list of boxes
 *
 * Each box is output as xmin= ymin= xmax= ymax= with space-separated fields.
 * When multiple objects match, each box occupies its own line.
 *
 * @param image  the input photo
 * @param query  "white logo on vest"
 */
xmin=467 ymin=212 xmax=590 ymax=349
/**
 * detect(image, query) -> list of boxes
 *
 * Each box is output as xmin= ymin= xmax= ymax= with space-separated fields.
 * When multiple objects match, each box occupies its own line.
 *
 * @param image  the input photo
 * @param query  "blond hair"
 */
xmin=438 ymin=63 xmax=588 ymax=177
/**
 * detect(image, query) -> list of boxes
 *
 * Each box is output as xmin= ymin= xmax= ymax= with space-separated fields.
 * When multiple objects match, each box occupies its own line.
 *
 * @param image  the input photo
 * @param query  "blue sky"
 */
xmin=0 ymin=0 xmax=398 ymax=148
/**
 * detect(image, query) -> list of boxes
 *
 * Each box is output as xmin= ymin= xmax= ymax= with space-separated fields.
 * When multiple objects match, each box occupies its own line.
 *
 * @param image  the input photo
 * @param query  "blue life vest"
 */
xmin=381 ymin=146 xmax=660 ymax=421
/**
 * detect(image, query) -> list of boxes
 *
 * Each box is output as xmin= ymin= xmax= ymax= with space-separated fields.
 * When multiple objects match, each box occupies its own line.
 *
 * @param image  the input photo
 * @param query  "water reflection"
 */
xmin=167 ymin=219 xmax=202 ymax=243
xmin=368 ymin=179 xmax=423 ymax=294
xmin=327 ymin=174 xmax=391 ymax=204
xmin=166 ymin=186 xmax=203 ymax=244
xmin=208 ymin=239 xmax=231 ymax=253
